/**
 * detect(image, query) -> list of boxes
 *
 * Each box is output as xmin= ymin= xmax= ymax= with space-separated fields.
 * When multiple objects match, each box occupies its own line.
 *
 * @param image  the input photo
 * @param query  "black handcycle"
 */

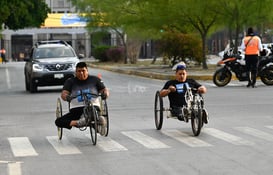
xmin=154 ymin=88 xmax=207 ymax=136
xmin=56 ymin=91 xmax=109 ymax=145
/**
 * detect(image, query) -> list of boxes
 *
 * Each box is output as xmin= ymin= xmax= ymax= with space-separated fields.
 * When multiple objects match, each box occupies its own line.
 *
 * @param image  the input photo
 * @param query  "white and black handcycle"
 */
xmin=154 ymin=87 xmax=208 ymax=136
xmin=55 ymin=89 xmax=109 ymax=145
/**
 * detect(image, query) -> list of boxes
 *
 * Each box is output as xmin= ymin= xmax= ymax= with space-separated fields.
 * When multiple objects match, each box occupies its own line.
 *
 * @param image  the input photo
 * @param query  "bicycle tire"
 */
xmin=89 ymin=105 xmax=98 ymax=145
xmin=154 ymin=91 xmax=163 ymax=130
xmin=56 ymin=98 xmax=63 ymax=140
xmin=191 ymin=96 xmax=203 ymax=136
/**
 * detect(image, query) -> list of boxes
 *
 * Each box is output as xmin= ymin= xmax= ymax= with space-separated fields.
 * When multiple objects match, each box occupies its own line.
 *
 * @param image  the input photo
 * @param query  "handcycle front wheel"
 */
xmin=101 ymin=99 xmax=109 ymax=136
xmin=56 ymin=98 xmax=63 ymax=140
xmin=191 ymin=100 xmax=203 ymax=136
xmin=88 ymin=105 xmax=98 ymax=145
xmin=154 ymin=91 xmax=163 ymax=130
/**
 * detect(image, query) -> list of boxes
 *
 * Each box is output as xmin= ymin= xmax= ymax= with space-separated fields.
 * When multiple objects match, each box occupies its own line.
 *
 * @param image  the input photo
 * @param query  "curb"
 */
xmin=87 ymin=63 xmax=214 ymax=81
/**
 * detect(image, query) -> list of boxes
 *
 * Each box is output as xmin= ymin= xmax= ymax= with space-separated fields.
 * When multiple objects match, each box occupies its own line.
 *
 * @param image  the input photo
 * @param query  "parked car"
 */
xmin=24 ymin=40 xmax=83 ymax=93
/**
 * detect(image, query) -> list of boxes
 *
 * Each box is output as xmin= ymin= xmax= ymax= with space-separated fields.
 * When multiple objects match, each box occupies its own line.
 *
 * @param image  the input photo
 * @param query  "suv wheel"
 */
xmin=29 ymin=79 xmax=37 ymax=93
xmin=25 ymin=76 xmax=30 ymax=91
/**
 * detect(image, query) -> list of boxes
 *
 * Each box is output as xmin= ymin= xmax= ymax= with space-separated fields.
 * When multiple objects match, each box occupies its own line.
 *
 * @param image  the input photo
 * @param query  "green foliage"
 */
xmin=0 ymin=0 xmax=50 ymax=30
xmin=70 ymin=0 xmax=273 ymax=68
xmin=159 ymin=30 xmax=202 ymax=64
xmin=93 ymin=45 xmax=111 ymax=62
xmin=91 ymin=31 xmax=111 ymax=46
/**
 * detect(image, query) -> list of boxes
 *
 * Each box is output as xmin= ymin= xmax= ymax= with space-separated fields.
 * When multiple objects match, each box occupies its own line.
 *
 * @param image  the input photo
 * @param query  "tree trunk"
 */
xmin=201 ymin=34 xmax=208 ymax=69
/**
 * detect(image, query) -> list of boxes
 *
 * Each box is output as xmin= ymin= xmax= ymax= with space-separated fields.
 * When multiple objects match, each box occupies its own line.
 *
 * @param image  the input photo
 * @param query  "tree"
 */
xmin=214 ymin=0 xmax=273 ymax=52
xmin=166 ymin=0 xmax=218 ymax=69
xmin=159 ymin=29 xmax=202 ymax=66
xmin=70 ymin=0 xmax=273 ymax=68
xmin=0 ymin=0 xmax=50 ymax=30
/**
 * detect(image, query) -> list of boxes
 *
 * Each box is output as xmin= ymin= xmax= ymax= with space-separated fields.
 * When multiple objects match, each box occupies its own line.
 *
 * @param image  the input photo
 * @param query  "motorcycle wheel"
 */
xmin=213 ymin=68 xmax=232 ymax=87
xmin=260 ymin=66 xmax=273 ymax=85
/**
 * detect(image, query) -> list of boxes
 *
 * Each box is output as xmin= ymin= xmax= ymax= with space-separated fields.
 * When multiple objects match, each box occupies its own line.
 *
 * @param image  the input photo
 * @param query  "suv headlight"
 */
xmin=33 ymin=63 xmax=44 ymax=72
xmin=71 ymin=62 xmax=77 ymax=70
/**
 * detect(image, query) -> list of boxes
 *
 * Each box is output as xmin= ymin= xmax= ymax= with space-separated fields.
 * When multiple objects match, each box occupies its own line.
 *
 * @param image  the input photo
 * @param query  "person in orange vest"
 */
xmin=0 ymin=47 xmax=7 ymax=64
xmin=240 ymin=27 xmax=263 ymax=88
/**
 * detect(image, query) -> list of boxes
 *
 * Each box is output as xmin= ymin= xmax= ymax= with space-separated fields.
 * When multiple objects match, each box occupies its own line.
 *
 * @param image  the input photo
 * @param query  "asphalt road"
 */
xmin=1 ymin=62 xmax=273 ymax=175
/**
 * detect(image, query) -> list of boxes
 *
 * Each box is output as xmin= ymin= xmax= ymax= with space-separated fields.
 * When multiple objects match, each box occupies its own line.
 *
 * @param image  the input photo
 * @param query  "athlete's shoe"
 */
xmin=98 ymin=116 xmax=107 ymax=136
xmin=77 ymin=115 xmax=87 ymax=127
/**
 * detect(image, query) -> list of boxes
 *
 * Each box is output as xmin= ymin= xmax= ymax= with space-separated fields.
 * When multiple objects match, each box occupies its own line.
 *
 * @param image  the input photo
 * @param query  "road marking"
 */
xmin=235 ymin=127 xmax=273 ymax=141
xmin=203 ymin=128 xmax=254 ymax=145
xmin=46 ymin=136 xmax=82 ymax=155
xmin=8 ymin=137 xmax=38 ymax=157
xmin=162 ymin=129 xmax=212 ymax=147
xmin=96 ymin=137 xmax=128 ymax=152
xmin=265 ymin=125 xmax=273 ymax=130
xmin=8 ymin=162 xmax=22 ymax=175
xmin=121 ymin=131 xmax=170 ymax=149
xmin=0 ymin=160 xmax=23 ymax=175
xmin=5 ymin=67 xmax=11 ymax=89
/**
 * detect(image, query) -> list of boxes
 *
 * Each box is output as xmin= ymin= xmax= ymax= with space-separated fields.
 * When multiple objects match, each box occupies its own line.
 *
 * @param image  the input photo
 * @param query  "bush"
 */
xmin=106 ymin=47 xmax=125 ymax=62
xmin=159 ymin=30 xmax=202 ymax=66
xmin=93 ymin=45 xmax=111 ymax=62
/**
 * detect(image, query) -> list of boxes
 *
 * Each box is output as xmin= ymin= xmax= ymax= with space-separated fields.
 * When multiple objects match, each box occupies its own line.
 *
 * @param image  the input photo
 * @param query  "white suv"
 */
xmin=24 ymin=40 xmax=82 ymax=93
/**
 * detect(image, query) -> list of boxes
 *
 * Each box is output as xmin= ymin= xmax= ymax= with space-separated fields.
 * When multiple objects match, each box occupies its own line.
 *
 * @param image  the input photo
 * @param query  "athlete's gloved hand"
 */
xmin=101 ymin=93 xmax=107 ymax=100
xmin=66 ymin=95 xmax=72 ymax=102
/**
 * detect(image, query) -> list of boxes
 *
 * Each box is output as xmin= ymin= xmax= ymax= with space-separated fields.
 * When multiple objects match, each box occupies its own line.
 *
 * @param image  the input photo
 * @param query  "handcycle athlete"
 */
xmin=156 ymin=62 xmax=209 ymax=135
xmin=55 ymin=62 xmax=109 ymax=136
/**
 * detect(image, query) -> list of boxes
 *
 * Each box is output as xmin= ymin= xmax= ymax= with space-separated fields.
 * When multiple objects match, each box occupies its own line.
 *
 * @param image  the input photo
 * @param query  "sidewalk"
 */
xmin=87 ymin=63 xmax=217 ymax=81
xmin=85 ymin=55 xmax=221 ymax=81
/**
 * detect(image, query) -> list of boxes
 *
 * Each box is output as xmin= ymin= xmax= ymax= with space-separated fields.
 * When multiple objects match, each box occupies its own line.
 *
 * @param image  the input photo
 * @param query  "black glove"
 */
xmin=101 ymin=93 xmax=107 ymax=100
xmin=66 ymin=95 xmax=72 ymax=102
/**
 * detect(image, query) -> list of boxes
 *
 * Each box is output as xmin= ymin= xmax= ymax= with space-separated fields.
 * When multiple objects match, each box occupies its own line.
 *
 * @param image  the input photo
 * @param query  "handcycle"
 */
xmin=154 ymin=87 xmax=207 ymax=136
xmin=55 ymin=90 xmax=109 ymax=145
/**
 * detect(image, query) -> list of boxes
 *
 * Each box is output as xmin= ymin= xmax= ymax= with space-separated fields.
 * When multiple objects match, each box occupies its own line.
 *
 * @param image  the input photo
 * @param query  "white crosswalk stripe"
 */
xmin=6 ymin=126 xmax=273 ymax=159
xmin=8 ymin=162 xmax=22 ymax=175
xmin=97 ymin=137 xmax=128 ymax=152
xmin=46 ymin=136 xmax=82 ymax=155
xmin=8 ymin=137 xmax=38 ymax=157
xmin=203 ymin=128 xmax=254 ymax=145
xmin=265 ymin=125 xmax=273 ymax=130
xmin=84 ymin=134 xmax=128 ymax=152
xmin=234 ymin=127 xmax=273 ymax=141
xmin=0 ymin=161 xmax=23 ymax=175
xmin=121 ymin=131 xmax=170 ymax=149
xmin=161 ymin=129 xmax=212 ymax=147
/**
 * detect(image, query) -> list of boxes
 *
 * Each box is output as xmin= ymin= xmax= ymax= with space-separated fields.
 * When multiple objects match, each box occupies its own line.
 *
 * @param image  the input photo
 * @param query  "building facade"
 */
xmin=1 ymin=0 xmax=94 ymax=61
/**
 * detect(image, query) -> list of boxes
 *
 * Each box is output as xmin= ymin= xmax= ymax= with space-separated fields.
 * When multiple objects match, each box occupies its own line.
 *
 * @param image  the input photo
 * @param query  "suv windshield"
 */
xmin=34 ymin=47 xmax=76 ymax=59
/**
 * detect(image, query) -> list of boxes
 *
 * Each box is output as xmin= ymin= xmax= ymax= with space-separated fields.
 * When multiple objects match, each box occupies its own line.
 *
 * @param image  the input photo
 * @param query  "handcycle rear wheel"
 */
xmin=101 ymin=99 xmax=109 ymax=136
xmin=88 ymin=105 xmax=98 ymax=145
xmin=191 ymin=100 xmax=203 ymax=136
xmin=56 ymin=98 xmax=63 ymax=140
xmin=154 ymin=91 xmax=163 ymax=130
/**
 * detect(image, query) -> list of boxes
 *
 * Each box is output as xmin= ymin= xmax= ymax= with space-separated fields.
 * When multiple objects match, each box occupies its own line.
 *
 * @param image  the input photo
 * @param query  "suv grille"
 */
xmin=45 ymin=63 xmax=72 ymax=71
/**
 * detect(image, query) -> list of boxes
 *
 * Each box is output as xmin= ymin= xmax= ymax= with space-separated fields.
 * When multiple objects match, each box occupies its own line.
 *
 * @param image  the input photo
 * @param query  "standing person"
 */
xmin=159 ymin=63 xmax=208 ymax=124
xmin=240 ymin=27 xmax=263 ymax=88
xmin=0 ymin=47 xmax=6 ymax=64
xmin=55 ymin=62 xmax=109 ymax=136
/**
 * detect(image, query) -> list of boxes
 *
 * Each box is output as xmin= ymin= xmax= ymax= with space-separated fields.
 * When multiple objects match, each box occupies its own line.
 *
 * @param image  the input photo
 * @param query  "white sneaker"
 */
xmin=77 ymin=115 xmax=87 ymax=127
xmin=98 ymin=116 xmax=107 ymax=136
xmin=98 ymin=116 xmax=106 ymax=126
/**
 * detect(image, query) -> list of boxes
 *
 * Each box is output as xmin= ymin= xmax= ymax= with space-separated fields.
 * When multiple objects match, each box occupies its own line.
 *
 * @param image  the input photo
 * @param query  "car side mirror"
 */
xmin=78 ymin=54 xmax=84 ymax=59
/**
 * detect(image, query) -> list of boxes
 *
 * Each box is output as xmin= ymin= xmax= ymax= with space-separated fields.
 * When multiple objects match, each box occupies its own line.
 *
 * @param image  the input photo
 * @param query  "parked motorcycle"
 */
xmin=213 ymin=49 xmax=273 ymax=87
